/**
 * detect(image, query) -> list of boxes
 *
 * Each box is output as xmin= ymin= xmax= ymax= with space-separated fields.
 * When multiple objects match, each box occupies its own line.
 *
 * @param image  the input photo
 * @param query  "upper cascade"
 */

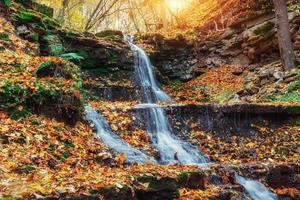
xmin=124 ymin=35 xmax=171 ymax=103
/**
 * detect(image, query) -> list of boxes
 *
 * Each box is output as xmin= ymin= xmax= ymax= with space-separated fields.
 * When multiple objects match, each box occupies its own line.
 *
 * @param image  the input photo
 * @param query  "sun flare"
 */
xmin=165 ymin=0 xmax=190 ymax=12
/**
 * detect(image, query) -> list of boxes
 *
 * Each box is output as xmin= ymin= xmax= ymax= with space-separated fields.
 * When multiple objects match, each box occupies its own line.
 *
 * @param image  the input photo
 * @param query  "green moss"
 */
xmin=105 ymin=51 xmax=117 ymax=64
xmin=35 ymin=61 xmax=55 ymax=77
xmin=177 ymin=171 xmax=190 ymax=186
xmin=216 ymin=91 xmax=234 ymax=103
xmin=26 ymin=32 xmax=39 ymax=43
xmin=280 ymin=92 xmax=300 ymax=102
xmin=16 ymin=165 xmax=36 ymax=173
xmin=0 ymin=32 xmax=10 ymax=41
xmin=168 ymin=80 xmax=183 ymax=90
xmin=2 ymin=0 xmax=11 ymax=6
xmin=60 ymin=53 xmax=84 ymax=61
xmin=42 ymin=17 xmax=60 ymax=30
xmin=136 ymin=175 xmax=178 ymax=191
xmin=18 ymin=11 xmax=40 ymax=23
xmin=95 ymin=30 xmax=123 ymax=41
xmin=279 ymin=67 xmax=300 ymax=102
xmin=253 ymin=22 xmax=275 ymax=35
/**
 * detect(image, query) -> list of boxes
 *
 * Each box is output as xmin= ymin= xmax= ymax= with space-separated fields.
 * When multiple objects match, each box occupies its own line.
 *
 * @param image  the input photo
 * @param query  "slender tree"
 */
xmin=273 ymin=0 xmax=296 ymax=70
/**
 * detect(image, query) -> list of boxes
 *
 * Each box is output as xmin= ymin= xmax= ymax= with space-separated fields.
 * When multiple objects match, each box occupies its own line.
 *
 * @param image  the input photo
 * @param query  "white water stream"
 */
xmin=235 ymin=173 xmax=279 ymax=200
xmin=85 ymin=106 xmax=156 ymax=164
xmin=124 ymin=35 xmax=278 ymax=199
xmin=125 ymin=35 xmax=209 ymax=165
xmin=84 ymin=35 xmax=279 ymax=200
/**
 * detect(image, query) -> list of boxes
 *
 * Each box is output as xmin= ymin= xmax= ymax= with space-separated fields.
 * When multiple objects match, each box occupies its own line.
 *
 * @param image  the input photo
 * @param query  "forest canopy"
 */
xmin=36 ymin=0 xmax=193 ymax=32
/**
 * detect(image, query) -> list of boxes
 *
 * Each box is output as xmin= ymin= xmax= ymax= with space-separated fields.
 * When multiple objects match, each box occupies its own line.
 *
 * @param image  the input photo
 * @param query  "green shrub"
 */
xmin=35 ymin=61 xmax=55 ymax=77
xmin=2 ymin=0 xmax=11 ymax=6
xmin=280 ymin=92 xmax=300 ymax=102
xmin=0 ymin=32 xmax=10 ymax=41
xmin=60 ymin=53 xmax=84 ymax=61
xmin=18 ymin=11 xmax=39 ymax=23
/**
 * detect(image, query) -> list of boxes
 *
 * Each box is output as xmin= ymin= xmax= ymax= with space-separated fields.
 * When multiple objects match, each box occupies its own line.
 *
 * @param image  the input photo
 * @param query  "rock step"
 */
xmin=84 ymin=84 xmax=138 ymax=101
xmin=123 ymin=103 xmax=300 ymax=135
xmin=33 ymin=163 xmax=300 ymax=200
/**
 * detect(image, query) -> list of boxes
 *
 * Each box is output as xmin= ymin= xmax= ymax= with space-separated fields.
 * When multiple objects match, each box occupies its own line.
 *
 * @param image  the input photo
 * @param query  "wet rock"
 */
xmin=135 ymin=175 xmax=179 ymax=200
xmin=16 ymin=25 xmax=31 ymax=36
xmin=97 ymin=186 xmax=134 ymax=200
xmin=232 ymin=65 xmax=245 ymax=75
xmin=260 ymin=78 xmax=270 ymax=86
xmin=273 ymin=71 xmax=284 ymax=80
xmin=96 ymin=30 xmax=123 ymax=39
xmin=232 ymin=54 xmax=250 ymax=66
xmin=178 ymin=171 xmax=207 ymax=189
xmin=267 ymin=164 xmax=300 ymax=189
xmin=245 ymin=82 xmax=259 ymax=95
xmin=48 ymin=158 xmax=58 ymax=169
xmin=0 ymin=134 xmax=9 ymax=144
xmin=284 ymin=76 xmax=297 ymax=83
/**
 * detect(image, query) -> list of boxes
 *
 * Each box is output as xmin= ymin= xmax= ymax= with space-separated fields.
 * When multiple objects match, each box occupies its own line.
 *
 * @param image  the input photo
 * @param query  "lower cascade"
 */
xmin=85 ymin=106 xmax=155 ymax=164
xmin=142 ymin=104 xmax=209 ymax=164
xmin=235 ymin=173 xmax=279 ymax=200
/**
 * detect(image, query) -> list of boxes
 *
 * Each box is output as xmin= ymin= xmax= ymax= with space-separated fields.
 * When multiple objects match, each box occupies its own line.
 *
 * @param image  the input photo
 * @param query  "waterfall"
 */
xmin=125 ymin=35 xmax=209 ymax=165
xmin=124 ymin=35 xmax=171 ymax=103
xmin=85 ymin=106 xmax=156 ymax=164
xmin=235 ymin=173 xmax=278 ymax=200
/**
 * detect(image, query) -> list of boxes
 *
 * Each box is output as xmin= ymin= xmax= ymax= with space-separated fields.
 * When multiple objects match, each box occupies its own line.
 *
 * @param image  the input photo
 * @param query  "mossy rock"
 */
xmin=96 ymin=186 xmax=135 ymax=200
xmin=42 ymin=34 xmax=64 ymax=56
xmin=35 ymin=61 xmax=56 ymax=77
xmin=253 ymin=21 xmax=275 ymax=36
xmin=15 ymin=0 xmax=54 ymax=17
xmin=95 ymin=30 xmax=123 ymax=40
xmin=177 ymin=171 xmax=207 ymax=189
xmin=35 ymin=60 xmax=80 ymax=80
xmin=135 ymin=175 xmax=179 ymax=200
xmin=17 ymin=10 xmax=41 ymax=23
xmin=24 ymin=32 xmax=39 ymax=43
xmin=136 ymin=175 xmax=179 ymax=191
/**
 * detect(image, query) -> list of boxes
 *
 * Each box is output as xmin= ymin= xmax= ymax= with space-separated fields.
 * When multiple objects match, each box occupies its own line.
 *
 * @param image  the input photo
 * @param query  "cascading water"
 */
xmin=85 ymin=106 xmax=155 ymax=164
xmin=235 ymin=173 xmax=278 ymax=200
xmin=124 ymin=35 xmax=277 ymax=199
xmin=145 ymin=104 xmax=209 ymax=164
xmin=125 ymin=35 xmax=209 ymax=165
xmin=124 ymin=35 xmax=171 ymax=103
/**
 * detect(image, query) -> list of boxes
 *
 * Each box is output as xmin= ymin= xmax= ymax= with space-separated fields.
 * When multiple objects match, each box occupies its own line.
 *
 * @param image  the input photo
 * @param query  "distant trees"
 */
xmin=37 ymin=0 xmax=179 ymax=32
xmin=84 ymin=0 xmax=120 ymax=31
xmin=273 ymin=0 xmax=296 ymax=70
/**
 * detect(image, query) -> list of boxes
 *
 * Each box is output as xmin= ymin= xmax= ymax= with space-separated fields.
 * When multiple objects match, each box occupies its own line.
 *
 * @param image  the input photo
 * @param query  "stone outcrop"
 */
xmin=137 ymin=12 xmax=299 ymax=84
xmin=136 ymin=33 xmax=197 ymax=82
xmin=127 ymin=104 xmax=300 ymax=135
xmin=196 ymin=12 xmax=300 ymax=71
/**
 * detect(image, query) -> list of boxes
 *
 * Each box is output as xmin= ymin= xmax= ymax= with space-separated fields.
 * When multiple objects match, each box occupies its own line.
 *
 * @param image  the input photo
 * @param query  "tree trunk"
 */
xmin=58 ymin=0 xmax=69 ymax=24
xmin=273 ymin=0 xmax=296 ymax=70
